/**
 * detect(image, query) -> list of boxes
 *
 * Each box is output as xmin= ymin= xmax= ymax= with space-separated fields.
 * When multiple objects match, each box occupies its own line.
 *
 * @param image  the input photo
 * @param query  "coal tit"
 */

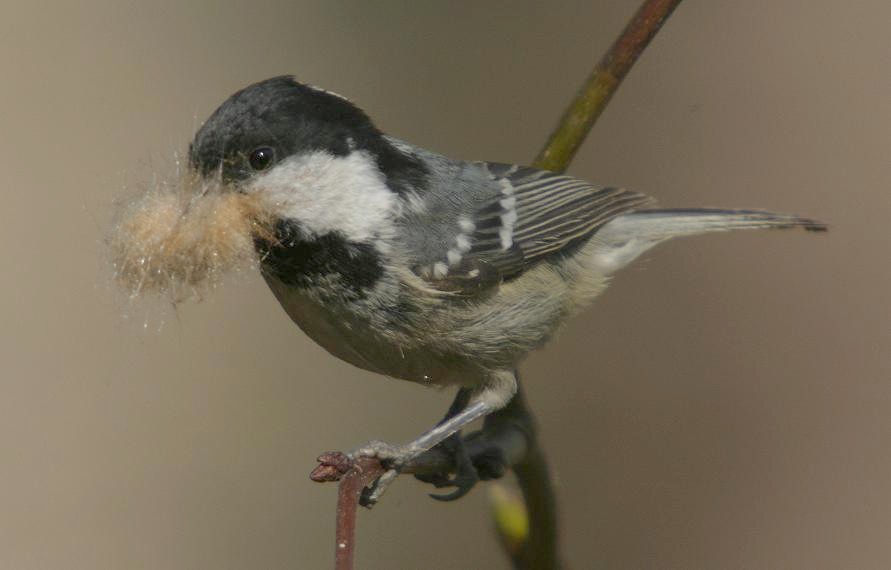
xmin=188 ymin=76 xmax=825 ymax=502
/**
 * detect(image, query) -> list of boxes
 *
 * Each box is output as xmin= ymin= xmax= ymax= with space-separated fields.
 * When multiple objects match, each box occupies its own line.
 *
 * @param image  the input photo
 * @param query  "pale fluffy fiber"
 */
xmin=109 ymin=171 xmax=275 ymax=302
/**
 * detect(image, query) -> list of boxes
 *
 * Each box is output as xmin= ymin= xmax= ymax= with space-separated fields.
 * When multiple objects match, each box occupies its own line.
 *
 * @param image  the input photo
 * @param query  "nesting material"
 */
xmin=109 ymin=170 xmax=276 ymax=302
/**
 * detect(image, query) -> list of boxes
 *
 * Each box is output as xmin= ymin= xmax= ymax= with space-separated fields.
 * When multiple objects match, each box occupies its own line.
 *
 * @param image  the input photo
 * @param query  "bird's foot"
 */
xmin=348 ymin=440 xmax=416 ymax=507
xmin=349 ymin=433 xmax=503 ymax=505
xmin=464 ymin=433 xmax=510 ymax=481
xmin=345 ymin=397 xmax=500 ymax=506
xmin=414 ymin=432 xmax=480 ymax=502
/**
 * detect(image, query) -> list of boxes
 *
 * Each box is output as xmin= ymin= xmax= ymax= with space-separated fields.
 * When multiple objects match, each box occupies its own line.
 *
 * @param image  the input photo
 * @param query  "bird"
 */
xmin=187 ymin=75 xmax=826 ymax=503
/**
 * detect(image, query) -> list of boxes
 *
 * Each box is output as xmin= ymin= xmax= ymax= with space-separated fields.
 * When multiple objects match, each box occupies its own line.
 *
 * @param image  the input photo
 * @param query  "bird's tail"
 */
xmin=617 ymin=208 xmax=827 ymax=239
xmin=591 ymin=208 xmax=827 ymax=273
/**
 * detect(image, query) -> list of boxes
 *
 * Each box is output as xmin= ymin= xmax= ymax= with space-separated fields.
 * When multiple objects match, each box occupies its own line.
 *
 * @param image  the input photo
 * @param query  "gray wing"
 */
xmin=415 ymin=162 xmax=654 ymax=294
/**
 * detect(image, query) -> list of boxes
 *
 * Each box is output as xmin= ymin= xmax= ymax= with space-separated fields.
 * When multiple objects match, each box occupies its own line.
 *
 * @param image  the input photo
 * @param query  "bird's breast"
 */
xmin=262 ymin=274 xmax=483 ymax=388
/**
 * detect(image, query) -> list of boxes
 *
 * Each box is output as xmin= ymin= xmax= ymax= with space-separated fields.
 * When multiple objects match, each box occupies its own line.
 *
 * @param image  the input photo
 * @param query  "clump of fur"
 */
xmin=109 ymin=170 xmax=276 ymax=302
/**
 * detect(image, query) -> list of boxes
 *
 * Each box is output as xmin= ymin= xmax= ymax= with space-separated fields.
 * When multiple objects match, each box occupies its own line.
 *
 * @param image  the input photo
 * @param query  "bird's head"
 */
xmin=111 ymin=76 xmax=424 ymax=300
xmin=189 ymin=75 xmax=425 ymax=242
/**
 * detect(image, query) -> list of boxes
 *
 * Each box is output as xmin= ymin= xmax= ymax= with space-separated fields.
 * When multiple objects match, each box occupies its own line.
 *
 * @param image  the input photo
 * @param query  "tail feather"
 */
xmin=621 ymin=208 xmax=826 ymax=237
xmin=590 ymin=208 xmax=827 ymax=273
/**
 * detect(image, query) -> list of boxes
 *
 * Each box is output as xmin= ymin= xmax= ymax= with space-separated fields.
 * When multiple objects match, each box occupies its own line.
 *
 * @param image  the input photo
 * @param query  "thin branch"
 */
xmin=496 ymin=387 xmax=560 ymax=570
xmin=311 ymin=454 xmax=384 ymax=570
xmin=534 ymin=0 xmax=684 ymax=172
xmin=511 ymin=1 xmax=685 ymax=567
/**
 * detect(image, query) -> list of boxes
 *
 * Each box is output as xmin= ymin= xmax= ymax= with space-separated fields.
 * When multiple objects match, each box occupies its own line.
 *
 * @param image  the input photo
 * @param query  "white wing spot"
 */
xmin=499 ymin=228 xmax=514 ymax=249
xmin=458 ymin=217 xmax=475 ymax=233
xmin=499 ymin=208 xmax=517 ymax=249
xmin=455 ymin=234 xmax=472 ymax=252
xmin=498 ymin=179 xmax=517 ymax=248
xmin=433 ymin=262 xmax=449 ymax=278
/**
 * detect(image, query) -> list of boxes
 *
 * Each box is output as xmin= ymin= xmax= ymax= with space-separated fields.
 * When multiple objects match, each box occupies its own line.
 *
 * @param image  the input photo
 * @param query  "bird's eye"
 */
xmin=248 ymin=147 xmax=275 ymax=171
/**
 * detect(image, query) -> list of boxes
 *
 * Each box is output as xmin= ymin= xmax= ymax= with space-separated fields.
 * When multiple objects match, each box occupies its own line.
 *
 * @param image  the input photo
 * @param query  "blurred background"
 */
xmin=1 ymin=1 xmax=888 ymax=568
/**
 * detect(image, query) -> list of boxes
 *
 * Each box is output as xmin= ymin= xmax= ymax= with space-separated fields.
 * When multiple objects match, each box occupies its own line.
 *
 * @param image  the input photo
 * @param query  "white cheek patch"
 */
xmin=248 ymin=151 xmax=397 ymax=242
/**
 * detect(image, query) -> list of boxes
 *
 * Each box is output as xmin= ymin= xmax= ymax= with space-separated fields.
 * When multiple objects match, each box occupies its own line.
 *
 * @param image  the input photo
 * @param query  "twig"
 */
xmin=534 ymin=0 xmax=684 ymax=172
xmin=311 ymin=454 xmax=384 ymax=570
xmin=312 ymin=1 xmax=684 ymax=568
xmin=494 ymin=2 xmax=685 ymax=567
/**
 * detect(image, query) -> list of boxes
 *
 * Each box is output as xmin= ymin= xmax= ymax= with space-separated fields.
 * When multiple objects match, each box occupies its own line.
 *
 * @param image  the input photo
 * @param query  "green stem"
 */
xmin=506 ymin=1 xmax=685 ymax=567
xmin=534 ymin=0 xmax=685 ymax=173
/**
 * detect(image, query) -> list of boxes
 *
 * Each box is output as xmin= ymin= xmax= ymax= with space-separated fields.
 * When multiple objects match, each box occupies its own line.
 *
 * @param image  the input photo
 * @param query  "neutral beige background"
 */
xmin=1 ymin=1 xmax=888 ymax=568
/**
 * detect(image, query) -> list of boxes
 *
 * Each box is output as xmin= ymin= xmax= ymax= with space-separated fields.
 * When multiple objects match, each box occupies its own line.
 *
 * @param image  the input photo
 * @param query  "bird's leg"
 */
xmin=414 ymin=388 xmax=471 ymax=492
xmin=466 ymin=376 xmax=537 ymax=481
xmin=353 ymin=371 xmax=517 ymax=506
xmin=414 ymin=388 xmax=482 ymax=502
xmin=414 ymin=375 xmax=536 ymax=498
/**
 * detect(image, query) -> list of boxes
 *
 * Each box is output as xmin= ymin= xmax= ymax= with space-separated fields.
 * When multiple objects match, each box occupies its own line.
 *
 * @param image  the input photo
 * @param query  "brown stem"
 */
xmin=534 ymin=0 xmax=685 ymax=172
xmin=312 ymin=454 xmax=384 ymax=570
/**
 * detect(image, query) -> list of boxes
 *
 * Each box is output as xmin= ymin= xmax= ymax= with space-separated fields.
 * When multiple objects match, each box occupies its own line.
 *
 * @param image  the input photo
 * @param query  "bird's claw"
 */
xmin=418 ymin=433 xmax=481 ymax=502
xmin=467 ymin=443 xmax=509 ymax=481
xmin=349 ymin=440 xmax=415 ymax=507
xmin=348 ymin=440 xmax=412 ymax=468
xmin=359 ymin=468 xmax=400 ymax=507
